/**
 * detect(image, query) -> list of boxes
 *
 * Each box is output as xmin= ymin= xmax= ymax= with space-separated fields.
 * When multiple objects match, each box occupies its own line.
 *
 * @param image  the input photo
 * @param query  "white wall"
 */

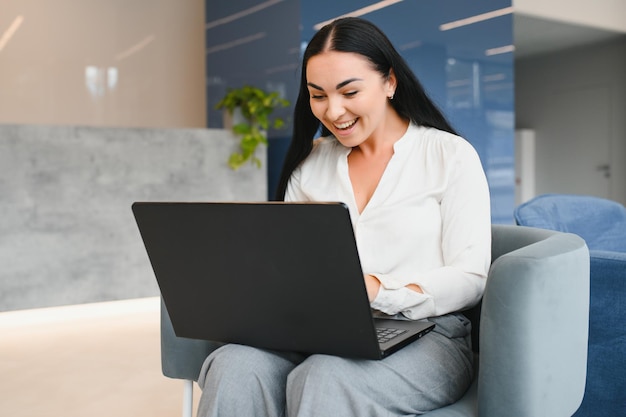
xmin=514 ymin=0 xmax=626 ymax=33
xmin=0 ymin=0 xmax=206 ymax=128
xmin=515 ymin=129 xmax=536 ymax=205
xmin=515 ymin=37 xmax=626 ymax=205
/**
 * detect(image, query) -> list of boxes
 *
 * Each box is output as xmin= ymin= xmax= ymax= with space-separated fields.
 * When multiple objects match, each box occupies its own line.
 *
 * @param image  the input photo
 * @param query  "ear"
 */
xmin=385 ymin=68 xmax=397 ymax=99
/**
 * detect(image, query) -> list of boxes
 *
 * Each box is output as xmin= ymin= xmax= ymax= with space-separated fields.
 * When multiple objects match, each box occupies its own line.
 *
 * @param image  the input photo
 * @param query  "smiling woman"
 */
xmin=195 ymin=17 xmax=492 ymax=417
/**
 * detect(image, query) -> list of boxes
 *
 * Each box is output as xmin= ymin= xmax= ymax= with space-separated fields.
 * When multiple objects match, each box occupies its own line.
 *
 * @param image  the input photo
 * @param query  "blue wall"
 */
xmin=205 ymin=0 xmax=514 ymax=223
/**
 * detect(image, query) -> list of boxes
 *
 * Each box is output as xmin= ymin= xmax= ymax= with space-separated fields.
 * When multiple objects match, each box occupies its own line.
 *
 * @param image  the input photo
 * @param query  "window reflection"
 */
xmin=85 ymin=66 xmax=118 ymax=99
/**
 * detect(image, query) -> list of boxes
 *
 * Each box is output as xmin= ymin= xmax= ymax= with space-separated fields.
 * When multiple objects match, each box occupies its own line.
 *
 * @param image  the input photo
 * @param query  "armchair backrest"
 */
xmin=514 ymin=193 xmax=626 ymax=252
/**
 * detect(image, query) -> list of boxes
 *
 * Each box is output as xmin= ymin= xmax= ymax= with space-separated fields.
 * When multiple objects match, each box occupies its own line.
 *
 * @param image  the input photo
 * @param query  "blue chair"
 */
xmin=515 ymin=193 xmax=626 ymax=417
xmin=161 ymin=224 xmax=590 ymax=417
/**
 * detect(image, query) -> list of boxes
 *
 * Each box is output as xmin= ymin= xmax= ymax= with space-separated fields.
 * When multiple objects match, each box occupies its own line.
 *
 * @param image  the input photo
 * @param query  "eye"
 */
xmin=344 ymin=91 xmax=358 ymax=98
xmin=310 ymin=94 xmax=326 ymax=100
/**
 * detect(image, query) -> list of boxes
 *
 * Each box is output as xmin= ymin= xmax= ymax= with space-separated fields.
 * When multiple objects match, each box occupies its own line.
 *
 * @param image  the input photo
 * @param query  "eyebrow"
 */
xmin=307 ymin=78 xmax=363 ymax=91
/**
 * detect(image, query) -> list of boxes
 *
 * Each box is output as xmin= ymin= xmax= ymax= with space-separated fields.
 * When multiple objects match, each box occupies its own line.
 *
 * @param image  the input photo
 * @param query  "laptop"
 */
xmin=132 ymin=201 xmax=434 ymax=360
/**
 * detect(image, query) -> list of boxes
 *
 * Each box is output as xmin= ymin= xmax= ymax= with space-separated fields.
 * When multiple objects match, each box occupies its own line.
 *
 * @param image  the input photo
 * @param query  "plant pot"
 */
xmin=222 ymin=107 xmax=245 ymax=130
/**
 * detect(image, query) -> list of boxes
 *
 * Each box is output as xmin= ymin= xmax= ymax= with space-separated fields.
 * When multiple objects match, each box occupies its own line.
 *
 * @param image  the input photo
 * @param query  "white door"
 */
xmin=535 ymin=86 xmax=611 ymax=199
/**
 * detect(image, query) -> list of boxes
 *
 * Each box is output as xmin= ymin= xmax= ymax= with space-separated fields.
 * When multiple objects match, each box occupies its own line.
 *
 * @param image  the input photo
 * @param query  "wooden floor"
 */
xmin=0 ymin=297 xmax=201 ymax=417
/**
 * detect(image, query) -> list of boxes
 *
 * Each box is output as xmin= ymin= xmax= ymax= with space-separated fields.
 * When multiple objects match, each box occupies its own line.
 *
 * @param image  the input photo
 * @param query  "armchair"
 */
xmin=514 ymin=193 xmax=626 ymax=417
xmin=161 ymin=224 xmax=590 ymax=417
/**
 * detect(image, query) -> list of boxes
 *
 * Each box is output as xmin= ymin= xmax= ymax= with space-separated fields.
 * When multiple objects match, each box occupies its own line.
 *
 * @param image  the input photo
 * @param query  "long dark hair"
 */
xmin=275 ymin=17 xmax=457 ymax=200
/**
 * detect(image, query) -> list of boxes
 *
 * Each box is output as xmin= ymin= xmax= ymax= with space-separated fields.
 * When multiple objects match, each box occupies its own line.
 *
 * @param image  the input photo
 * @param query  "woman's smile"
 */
xmin=334 ymin=118 xmax=358 ymax=130
xmin=333 ymin=118 xmax=360 ymax=136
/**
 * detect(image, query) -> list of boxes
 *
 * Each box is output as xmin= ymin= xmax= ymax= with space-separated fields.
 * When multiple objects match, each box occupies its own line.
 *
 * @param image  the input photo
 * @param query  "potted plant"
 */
xmin=215 ymin=85 xmax=289 ymax=170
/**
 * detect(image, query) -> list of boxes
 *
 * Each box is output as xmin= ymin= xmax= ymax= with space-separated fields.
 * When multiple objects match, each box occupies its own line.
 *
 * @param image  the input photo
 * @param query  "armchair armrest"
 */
xmin=478 ymin=231 xmax=589 ymax=417
xmin=161 ymin=299 xmax=223 ymax=381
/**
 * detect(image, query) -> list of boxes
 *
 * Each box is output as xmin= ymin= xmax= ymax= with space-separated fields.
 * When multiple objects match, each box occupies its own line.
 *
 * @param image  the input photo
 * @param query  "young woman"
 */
xmin=197 ymin=17 xmax=491 ymax=417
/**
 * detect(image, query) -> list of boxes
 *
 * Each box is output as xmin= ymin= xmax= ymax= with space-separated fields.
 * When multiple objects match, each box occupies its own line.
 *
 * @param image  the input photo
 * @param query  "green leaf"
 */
xmin=228 ymin=153 xmax=245 ymax=170
xmin=233 ymin=123 xmax=251 ymax=135
xmin=217 ymin=84 xmax=290 ymax=170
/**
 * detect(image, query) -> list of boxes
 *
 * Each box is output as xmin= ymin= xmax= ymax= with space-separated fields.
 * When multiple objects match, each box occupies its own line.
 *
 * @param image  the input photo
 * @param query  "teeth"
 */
xmin=335 ymin=119 xmax=357 ymax=129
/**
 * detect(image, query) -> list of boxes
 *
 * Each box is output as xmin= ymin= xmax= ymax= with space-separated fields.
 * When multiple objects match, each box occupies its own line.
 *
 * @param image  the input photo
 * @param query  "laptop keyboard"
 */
xmin=376 ymin=327 xmax=407 ymax=343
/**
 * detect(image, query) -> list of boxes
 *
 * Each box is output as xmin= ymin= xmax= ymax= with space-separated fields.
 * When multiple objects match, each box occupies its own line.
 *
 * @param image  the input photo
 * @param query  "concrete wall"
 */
xmin=0 ymin=125 xmax=267 ymax=311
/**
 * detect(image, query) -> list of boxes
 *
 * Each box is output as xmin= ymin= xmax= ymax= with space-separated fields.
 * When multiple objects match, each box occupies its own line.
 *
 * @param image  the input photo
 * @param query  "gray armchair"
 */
xmin=160 ymin=224 xmax=590 ymax=417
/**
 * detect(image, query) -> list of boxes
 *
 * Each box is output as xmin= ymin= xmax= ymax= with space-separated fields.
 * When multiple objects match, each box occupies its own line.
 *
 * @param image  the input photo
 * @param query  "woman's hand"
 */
xmin=364 ymin=274 xmax=381 ymax=301
xmin=364 ymin=275 xmax=425 ymax=302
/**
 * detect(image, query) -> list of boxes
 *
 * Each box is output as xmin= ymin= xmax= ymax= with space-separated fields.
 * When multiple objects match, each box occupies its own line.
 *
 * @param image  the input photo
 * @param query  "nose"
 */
xmin=325 ymin=96 xmax=345 ymax=121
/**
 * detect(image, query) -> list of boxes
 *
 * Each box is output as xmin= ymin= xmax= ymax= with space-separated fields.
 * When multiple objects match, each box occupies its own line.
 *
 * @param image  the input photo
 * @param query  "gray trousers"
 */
xmin=197 ymin=314 xmax=473 ymax=417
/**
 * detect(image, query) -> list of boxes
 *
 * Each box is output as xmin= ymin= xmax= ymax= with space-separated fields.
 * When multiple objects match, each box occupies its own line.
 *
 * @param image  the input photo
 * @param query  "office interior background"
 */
xmin=2 ymin=0 xmax=625 ymax=312
xmin=1 ymin=0 xmax=625 ymax=415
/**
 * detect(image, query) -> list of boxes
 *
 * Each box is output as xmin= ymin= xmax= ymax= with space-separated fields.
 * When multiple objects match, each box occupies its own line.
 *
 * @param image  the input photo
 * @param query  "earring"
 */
xmin=389 ymin=93 xmax=395 ymax=100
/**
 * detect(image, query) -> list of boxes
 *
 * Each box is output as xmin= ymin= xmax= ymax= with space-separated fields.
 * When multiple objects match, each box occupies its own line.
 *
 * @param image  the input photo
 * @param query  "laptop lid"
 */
xmin=132 ymin=201 xmax=433 ymax=360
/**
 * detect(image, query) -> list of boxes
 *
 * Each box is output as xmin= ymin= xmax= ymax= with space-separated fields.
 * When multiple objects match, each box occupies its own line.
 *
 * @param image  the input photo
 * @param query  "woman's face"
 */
xmin=306 ymin=51 xmax=396 ymax=147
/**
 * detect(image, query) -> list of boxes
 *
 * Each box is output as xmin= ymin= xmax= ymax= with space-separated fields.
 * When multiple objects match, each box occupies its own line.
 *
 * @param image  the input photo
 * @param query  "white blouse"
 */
xmin=285 ymin=123 xmax=491 ymax=320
